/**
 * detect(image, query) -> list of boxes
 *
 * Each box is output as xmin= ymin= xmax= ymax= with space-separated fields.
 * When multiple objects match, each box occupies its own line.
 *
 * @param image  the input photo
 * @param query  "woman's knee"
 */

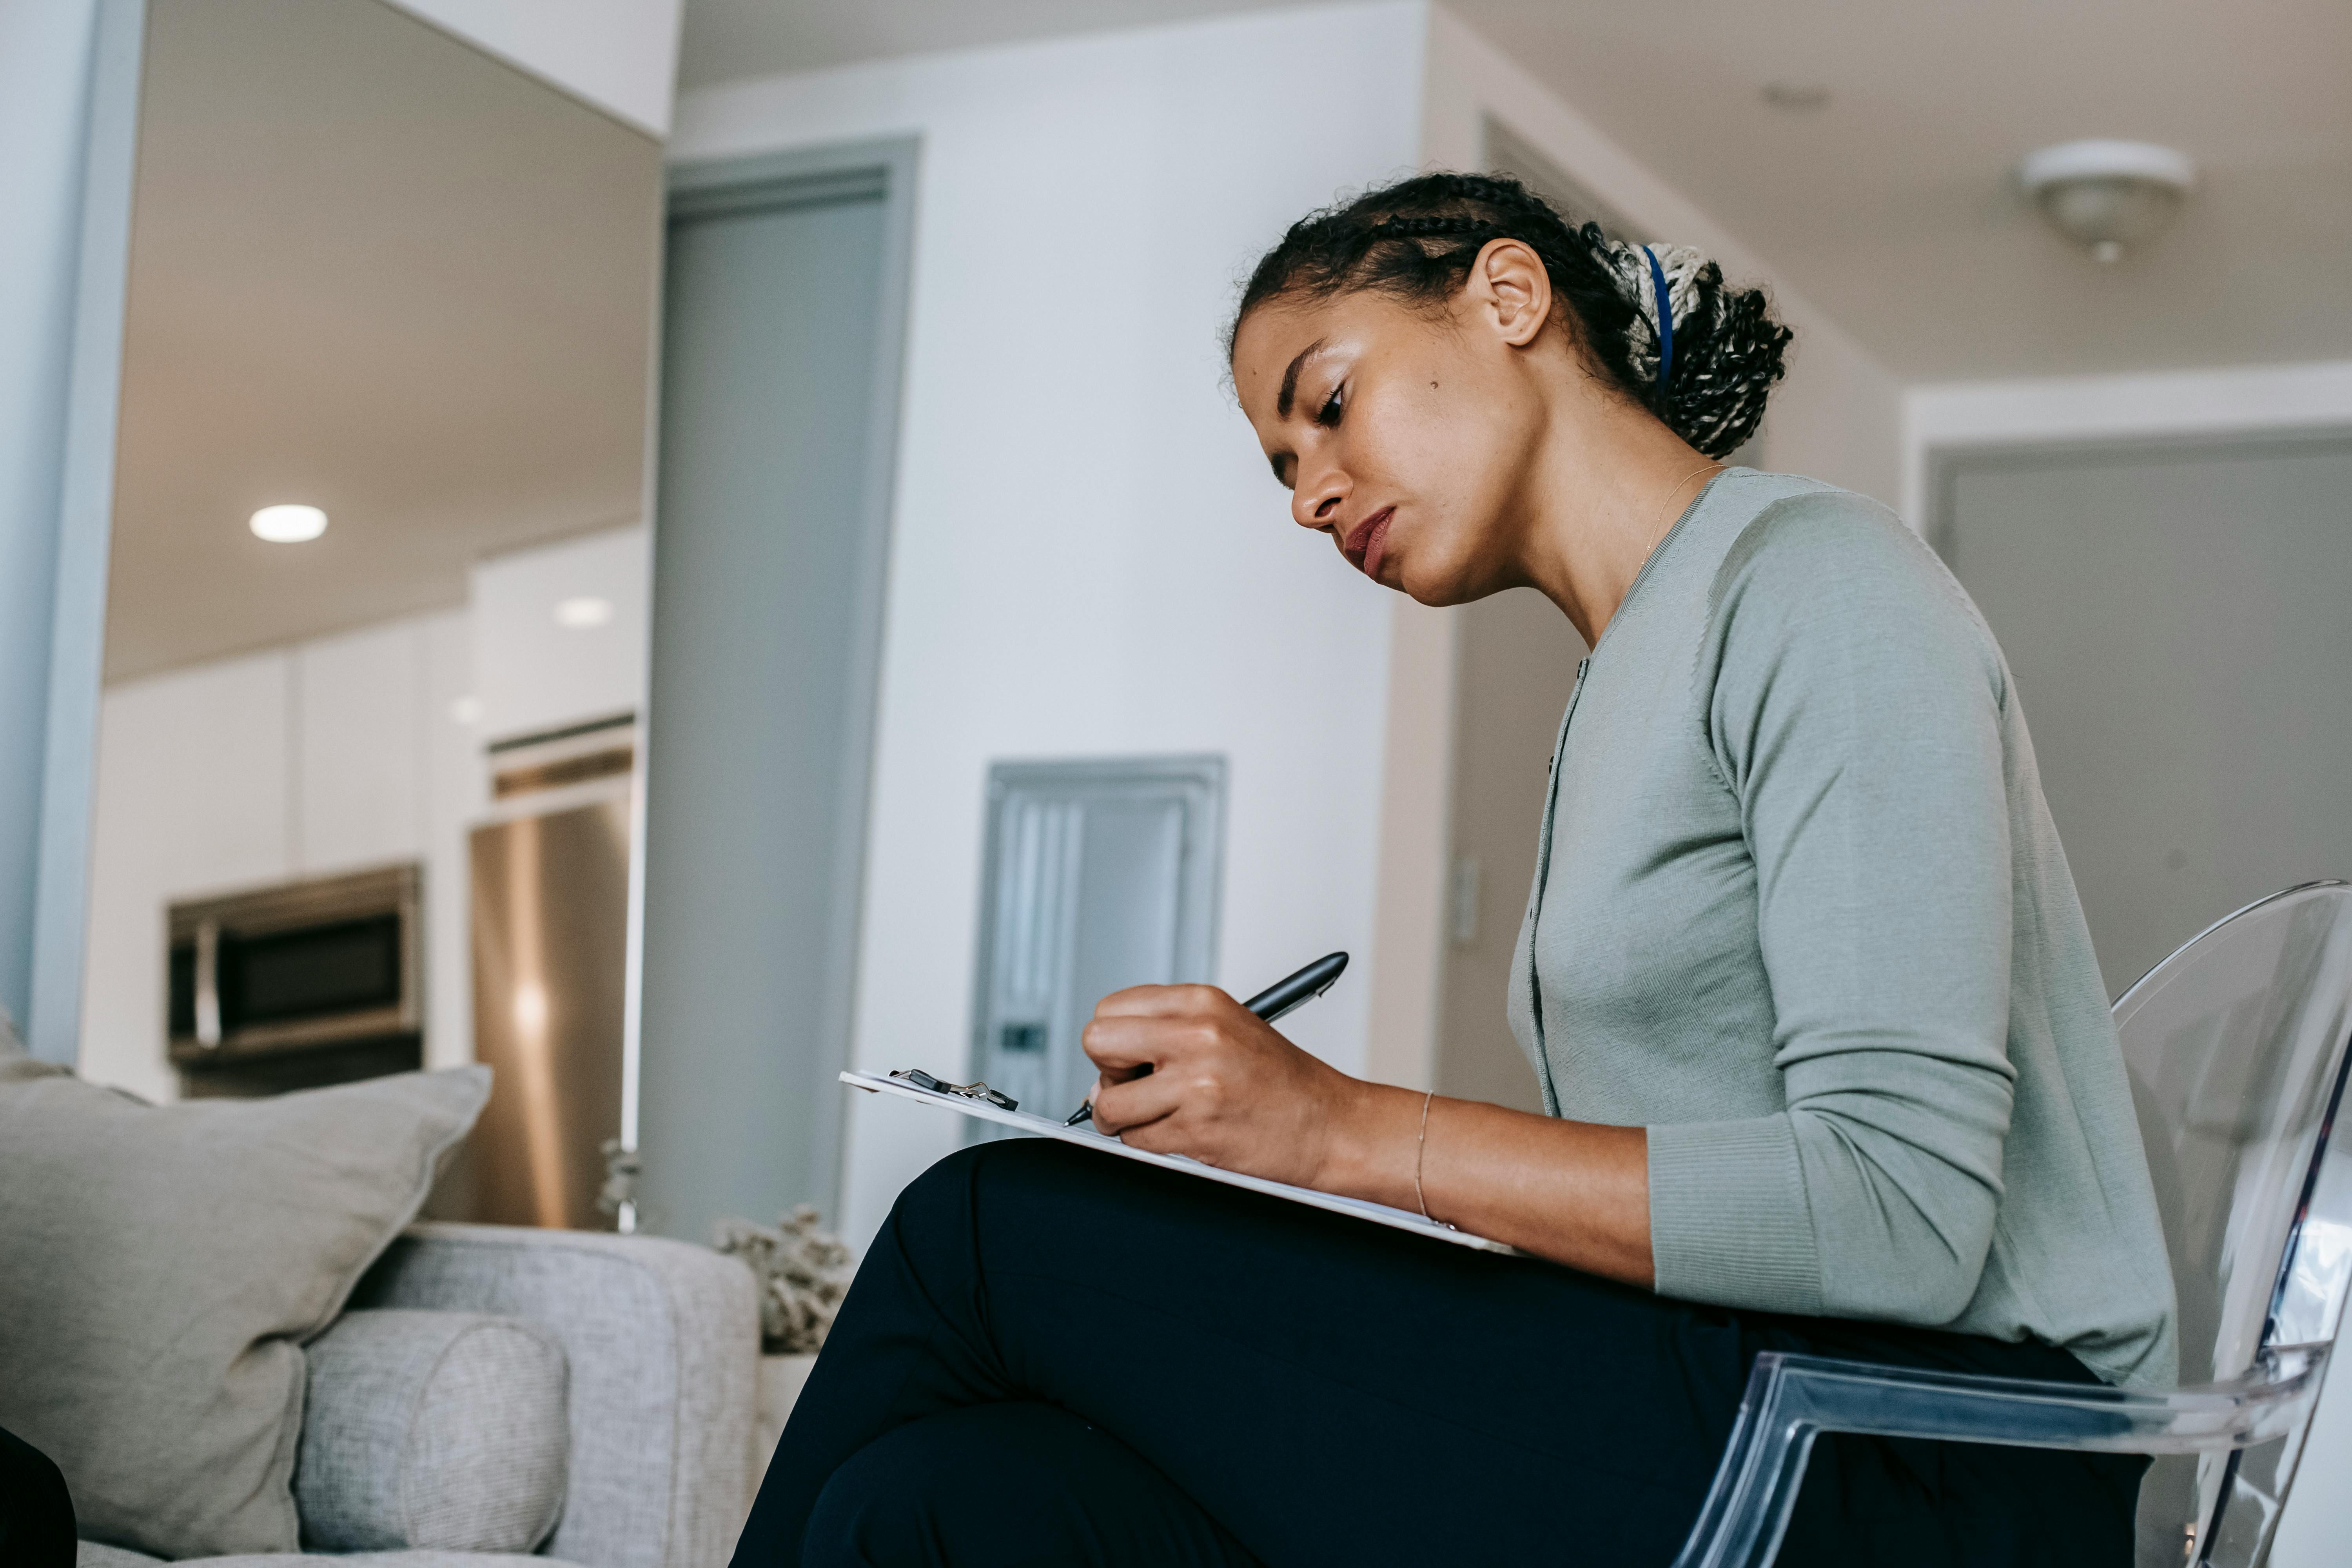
xmin=799 ymin=1428 xmax=931 ymax=1568
xmin=887 ymin=1136 xmax=1083 ymax=1242
xmin=801 ymin=1403 xmax=1256 ymax=1568
xmin=798 ymin=1404 xmax=1070 ymax=1568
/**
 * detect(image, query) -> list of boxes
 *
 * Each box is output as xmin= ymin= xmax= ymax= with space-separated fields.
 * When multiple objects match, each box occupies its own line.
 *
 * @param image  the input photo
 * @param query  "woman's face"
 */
xmin=1231 ymin=276 xmax=1558 ymax=606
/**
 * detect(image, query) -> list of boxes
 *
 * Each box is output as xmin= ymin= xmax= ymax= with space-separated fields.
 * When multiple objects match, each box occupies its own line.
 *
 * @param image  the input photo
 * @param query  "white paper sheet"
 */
xmin=842 ymin=1070 xmax=1519 ymax=1254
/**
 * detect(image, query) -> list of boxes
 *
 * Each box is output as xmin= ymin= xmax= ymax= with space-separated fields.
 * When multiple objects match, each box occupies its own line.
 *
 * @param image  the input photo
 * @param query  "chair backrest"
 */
xmin=2112 ymin=880 xmax=2352 ymax=1564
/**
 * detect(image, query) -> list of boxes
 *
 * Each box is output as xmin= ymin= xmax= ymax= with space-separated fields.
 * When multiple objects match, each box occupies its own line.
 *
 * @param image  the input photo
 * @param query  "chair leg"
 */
xmin=1670 ymin=1353 xmax=1821 ymax=1568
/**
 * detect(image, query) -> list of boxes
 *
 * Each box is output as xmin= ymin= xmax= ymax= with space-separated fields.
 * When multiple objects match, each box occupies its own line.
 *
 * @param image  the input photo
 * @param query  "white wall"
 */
xmin=672 ymin=1 xmax=1428 ymax=1245
xmin=381 ymin=0 xmax=682 ymax=136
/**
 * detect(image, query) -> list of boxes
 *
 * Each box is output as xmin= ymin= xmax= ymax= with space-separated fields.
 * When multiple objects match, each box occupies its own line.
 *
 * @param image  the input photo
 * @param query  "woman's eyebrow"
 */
xmin=1276 ymin=337 xmax=1329 ymax=419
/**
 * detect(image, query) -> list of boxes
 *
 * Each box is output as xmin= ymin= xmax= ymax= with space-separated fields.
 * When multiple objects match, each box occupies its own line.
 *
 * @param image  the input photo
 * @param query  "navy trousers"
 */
xmin=735 ymin=1138 xmax=2143 ymax=1568
xmin=0 ymin=1423 xmax=74 ymax=1568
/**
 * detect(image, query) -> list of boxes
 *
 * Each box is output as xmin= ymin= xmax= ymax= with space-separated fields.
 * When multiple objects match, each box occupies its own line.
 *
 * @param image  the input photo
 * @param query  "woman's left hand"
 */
xmin=1080 ymin=984 xmax=1366 ymax=1187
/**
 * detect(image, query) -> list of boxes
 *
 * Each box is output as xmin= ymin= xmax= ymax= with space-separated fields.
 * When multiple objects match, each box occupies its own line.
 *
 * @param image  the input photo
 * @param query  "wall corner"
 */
xmin=1364 ymin=595 xmax=1457 ymax=1091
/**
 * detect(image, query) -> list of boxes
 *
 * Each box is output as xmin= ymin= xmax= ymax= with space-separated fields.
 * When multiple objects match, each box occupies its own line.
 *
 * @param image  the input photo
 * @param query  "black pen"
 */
xmin=1063 ymin=951 xmax=1349 ymax=1127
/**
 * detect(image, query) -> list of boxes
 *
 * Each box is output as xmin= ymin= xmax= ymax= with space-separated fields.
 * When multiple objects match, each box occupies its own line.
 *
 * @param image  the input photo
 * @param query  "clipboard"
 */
xmin=843 ymin=1069 xmax=1520 ymax=1255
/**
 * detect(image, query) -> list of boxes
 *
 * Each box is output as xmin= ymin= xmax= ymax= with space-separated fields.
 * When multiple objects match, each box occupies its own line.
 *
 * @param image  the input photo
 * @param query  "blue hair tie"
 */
xmin=1642 ymin=246 xmax=1674 ymax=397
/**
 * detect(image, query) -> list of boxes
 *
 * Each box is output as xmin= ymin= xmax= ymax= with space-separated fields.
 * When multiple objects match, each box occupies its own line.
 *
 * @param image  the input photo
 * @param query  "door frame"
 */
xmin=642 ymin=135 xmax=918 ymax=1223
xmin=1904 ymin=360 xmax=2352 ymax=537
xmin=1924 ymin=423 xmax=2352 ymax=566
xmin=25 ymin=0 xmax=147 ymax=1063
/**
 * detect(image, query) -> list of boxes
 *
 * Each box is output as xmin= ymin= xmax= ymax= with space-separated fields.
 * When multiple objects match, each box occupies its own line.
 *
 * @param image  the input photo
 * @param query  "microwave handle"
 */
xmin=194 ymin=920 xmax=221 ymax=1047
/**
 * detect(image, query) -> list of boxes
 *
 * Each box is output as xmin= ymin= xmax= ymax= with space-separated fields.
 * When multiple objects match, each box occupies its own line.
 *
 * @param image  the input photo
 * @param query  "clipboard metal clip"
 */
xmin=890 ymin=1068 xmax=1019 ymax=1113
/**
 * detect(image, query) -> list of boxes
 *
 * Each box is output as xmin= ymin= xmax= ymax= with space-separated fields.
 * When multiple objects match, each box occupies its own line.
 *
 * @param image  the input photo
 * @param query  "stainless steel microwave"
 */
xmin=167 ymin=864 xmax=422 ymax=1094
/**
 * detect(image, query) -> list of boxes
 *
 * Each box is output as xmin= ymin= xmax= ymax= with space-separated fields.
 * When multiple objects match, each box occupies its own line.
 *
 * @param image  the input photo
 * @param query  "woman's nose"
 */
xmin=1294 ymin=470 xmax=1348 ymax=532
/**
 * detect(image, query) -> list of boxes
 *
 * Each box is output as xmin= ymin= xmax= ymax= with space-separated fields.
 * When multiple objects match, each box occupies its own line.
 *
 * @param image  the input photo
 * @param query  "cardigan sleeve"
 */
xmin=1646 ymin=497 xmax=2020 ymax=1326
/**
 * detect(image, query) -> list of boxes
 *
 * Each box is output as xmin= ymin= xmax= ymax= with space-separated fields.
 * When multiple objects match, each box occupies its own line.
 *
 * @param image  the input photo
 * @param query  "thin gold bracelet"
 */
xmin=1413 ymin=1089 xmax=1435 ymax=1220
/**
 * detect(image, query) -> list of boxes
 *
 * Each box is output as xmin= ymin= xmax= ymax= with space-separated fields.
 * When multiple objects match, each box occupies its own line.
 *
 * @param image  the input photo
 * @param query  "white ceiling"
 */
xmin=1447 ymin=0 xmax=2352 ymax=380
xmin=675 ymin=0 xmax=1289 ymax=88
xmin=677 ymin=0 xmax=2352 ymax=382
xmin=109 ymin=0 xmax=661 ymax=682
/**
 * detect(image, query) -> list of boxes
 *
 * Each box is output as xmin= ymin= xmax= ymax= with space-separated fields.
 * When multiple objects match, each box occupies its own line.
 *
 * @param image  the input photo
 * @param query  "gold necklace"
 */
xmin=1647 ymin=460 xmax=1720 ymax=557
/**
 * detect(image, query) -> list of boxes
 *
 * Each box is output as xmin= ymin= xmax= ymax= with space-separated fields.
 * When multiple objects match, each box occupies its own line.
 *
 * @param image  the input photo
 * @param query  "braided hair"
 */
xmin=1229 ymin=172 xmax=1790 ymax=459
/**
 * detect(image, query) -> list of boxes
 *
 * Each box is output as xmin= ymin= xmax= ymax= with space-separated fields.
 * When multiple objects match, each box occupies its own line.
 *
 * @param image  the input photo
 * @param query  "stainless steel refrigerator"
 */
xmin=466 ymin=754 xmax=632 ymax=1231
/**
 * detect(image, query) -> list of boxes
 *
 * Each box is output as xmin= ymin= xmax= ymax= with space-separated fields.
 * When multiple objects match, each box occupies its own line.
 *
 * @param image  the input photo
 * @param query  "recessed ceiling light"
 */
xmin=249 ymin=504 xmax=327 ymax=543
xmin=554 ymin=595 xmax=615 ymax=629
xmin=1761 ymin=82 xmax=1830 ymax=112
xmin=449 ymin=695 xmax=483 ymax=726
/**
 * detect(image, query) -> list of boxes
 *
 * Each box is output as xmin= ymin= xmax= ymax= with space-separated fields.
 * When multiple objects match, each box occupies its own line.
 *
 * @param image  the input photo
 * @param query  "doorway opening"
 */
xmin=632 ymin=140 xmax=917 ymax=1242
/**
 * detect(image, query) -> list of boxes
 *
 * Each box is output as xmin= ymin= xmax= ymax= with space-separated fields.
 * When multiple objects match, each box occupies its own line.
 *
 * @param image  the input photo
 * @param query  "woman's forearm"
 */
xmin=1080 ymin=986 xmax=1651 ymax=1284
xmin=1318 ymin=1082 xmax=1653 ymax=1288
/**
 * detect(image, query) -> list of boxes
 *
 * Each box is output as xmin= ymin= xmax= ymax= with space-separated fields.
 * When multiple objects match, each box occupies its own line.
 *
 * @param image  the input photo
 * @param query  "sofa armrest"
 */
xmin=351 ymin=1223 xmax=759 ymax=1568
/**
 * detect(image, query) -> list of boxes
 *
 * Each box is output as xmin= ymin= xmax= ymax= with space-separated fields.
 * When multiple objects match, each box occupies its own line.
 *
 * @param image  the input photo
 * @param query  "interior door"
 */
xmin=635 ymin=149 xmax=906 ymax=1243
xmin=1936 ymin=430 xmax=2352 ymax=996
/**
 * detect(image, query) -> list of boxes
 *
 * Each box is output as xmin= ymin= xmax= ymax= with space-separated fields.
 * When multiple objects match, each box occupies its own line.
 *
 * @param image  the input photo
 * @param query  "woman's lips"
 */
xmin=1342 ymin=507 xmax=1395 ymax=581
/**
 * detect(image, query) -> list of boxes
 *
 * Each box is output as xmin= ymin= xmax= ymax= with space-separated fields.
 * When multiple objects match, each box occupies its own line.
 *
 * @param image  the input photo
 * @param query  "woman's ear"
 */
xmin=1467 ymin=238 xmax=1554 ymax=348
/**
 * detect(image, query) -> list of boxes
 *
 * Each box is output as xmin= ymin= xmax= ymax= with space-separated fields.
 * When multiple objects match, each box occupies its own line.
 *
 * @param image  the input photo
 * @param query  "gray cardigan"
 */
xmin=1507 ymin=469 xmax=2178 ymax=1388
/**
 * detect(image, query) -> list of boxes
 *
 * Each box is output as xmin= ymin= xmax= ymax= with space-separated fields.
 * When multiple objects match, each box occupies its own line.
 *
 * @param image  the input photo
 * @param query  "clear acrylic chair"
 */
xmin=1671 ymin=882 xmax=2352 ymax=1568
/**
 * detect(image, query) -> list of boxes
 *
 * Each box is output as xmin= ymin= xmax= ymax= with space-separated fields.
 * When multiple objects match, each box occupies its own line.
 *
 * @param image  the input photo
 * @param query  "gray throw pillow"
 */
xmin=0 ymin=1056 xmax=488 ymax=1559
xmin=298 ymin=1308 xmax=569 ymax=1552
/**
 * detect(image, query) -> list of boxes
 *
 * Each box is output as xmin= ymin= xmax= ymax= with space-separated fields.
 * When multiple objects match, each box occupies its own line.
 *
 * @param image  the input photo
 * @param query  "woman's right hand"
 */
xmin=1080 ymin=983 xmax=1370 ymax=1191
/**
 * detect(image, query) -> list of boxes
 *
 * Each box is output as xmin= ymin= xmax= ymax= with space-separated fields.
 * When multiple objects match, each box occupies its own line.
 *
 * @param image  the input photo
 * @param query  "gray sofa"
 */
xmin=77 ymin=1221 xmax=761 ymax=1568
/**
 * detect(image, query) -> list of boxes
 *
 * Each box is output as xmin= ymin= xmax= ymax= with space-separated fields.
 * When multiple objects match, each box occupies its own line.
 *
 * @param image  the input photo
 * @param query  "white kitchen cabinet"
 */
xmin=469 ymin=524 xmax=648 ymax=744
xmin=79 ymin=652 xmax=293 ymax=1102
xmin=296 ymin=619 xmax=426 ymax=875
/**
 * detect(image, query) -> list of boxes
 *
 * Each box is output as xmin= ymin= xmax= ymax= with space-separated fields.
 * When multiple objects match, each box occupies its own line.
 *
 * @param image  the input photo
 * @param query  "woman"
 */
xmin=734 ymin=173 xmax=2177 ymax=1568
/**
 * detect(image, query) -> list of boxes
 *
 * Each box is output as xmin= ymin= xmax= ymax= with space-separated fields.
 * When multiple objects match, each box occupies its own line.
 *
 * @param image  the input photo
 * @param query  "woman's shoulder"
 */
xmin=1699 ymin=475 xmax=2007 ymax=696
xmin=1707 ymin=475 xmax=1927 ymax=587
xmin=1705 ymin=477 xmax=1979 ymax=628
